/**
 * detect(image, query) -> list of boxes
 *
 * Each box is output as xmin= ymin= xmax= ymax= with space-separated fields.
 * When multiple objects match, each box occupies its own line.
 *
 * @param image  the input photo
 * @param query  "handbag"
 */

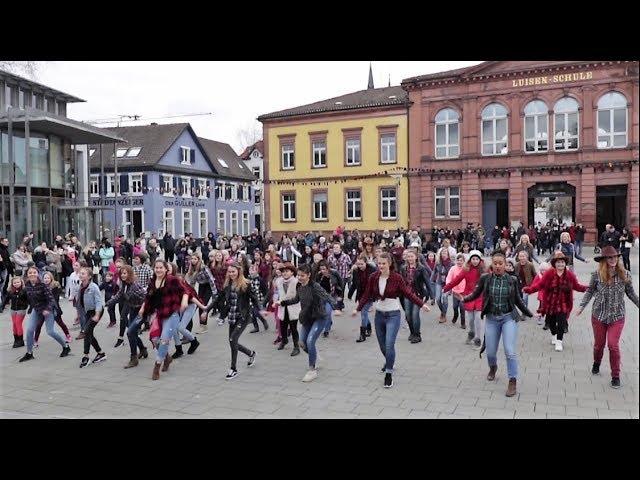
xmin=92 ymin=265 xmax=100 ymax=275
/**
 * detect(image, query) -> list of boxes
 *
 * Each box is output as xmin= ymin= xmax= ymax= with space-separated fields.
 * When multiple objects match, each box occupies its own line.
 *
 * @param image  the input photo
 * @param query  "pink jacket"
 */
xmin=445 ymin=265 xmax=465 ymax=294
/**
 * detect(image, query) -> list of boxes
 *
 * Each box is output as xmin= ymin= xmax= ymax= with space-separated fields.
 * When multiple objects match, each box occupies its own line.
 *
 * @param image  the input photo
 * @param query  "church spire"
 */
xmin=388 ymin=73 xmax=391 ymax=87
xmin=368 ymin=63 xmax=374 ymax=89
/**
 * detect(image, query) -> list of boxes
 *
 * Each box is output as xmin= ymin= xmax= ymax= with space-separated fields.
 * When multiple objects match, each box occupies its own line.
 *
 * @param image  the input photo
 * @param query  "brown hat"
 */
xmin=594 ymin=246 xmax=622 ymax=263
xmin=279 ymin=262 xmax=297 ymax=273
xmin=550 ymin=251 xmax=568 ymax=267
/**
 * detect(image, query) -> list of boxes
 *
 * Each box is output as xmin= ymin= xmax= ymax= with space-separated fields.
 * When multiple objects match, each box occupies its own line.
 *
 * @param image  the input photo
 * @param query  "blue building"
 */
xmin=88 ymin=123 xmax=254 ymax=239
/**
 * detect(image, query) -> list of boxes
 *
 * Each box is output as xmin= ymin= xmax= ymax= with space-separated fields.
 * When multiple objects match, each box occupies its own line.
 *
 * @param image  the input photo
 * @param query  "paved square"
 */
xmin=1 ymin=252 xmax=638 ymax=419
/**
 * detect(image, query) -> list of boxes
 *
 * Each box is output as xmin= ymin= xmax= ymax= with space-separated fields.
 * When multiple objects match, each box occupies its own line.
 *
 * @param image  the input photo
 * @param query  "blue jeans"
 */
xmin=360 ymin=301 xmax=373 ymax=328
xmin=485 ymin=312 xmax=518 ymax=379
xmin=403 ymin=298 xmax=421 ymax=335
xmin=374 ymin=310 xmax=401 ymax=373
xmin=435 ymin=283 xmax=448 ymax=315
xmin=156 ymin=312 xmax=180 ymax=362
xmin=425 ymin=279 xmax=435 ymax=302
xmin=174 ymin=303 xmax=196 ymax=344
xmin=300 ymin=318 xmax=326 ymax=368
xmin=575 ymin=240 xmax=582 ymax=257
xmin=25 ymin=309 xmax=66 ymax=352
xmin=127 ymin=314 xmax=146 ymax=356
xmin=522 ymin=293 xmax=529 ymax=309
xmin=323 ymin=302 xmax=333 ymax=333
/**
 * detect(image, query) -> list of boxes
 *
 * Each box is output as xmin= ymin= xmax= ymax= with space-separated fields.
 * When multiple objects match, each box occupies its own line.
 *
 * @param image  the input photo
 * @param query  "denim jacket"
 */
xmin=78 ymin=282 xmax=104 ymax=314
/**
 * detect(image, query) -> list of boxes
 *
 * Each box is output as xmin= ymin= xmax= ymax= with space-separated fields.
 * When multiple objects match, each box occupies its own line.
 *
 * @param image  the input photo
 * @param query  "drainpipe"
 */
xmin=8 ymin=109 xmax=15 ymax=249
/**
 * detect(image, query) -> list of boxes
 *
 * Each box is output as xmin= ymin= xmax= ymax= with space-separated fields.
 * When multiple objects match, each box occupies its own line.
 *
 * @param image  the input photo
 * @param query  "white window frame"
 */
xmin=243 ymin=185 xmax=250 ymax=202
xmin=126 ymin=147 xmax=142 ymax=157
xmin=163 ymin=208 xmax=175 ymax=236
xmin=435 ymin=187 xmax=447 ymax=219
xmin=106 ymin=174 xmax=117 ymax=197
xmin=116 ymin=148 xmax=128 ymax=158
xmin=553 ymin=98 xmax=579 ymax=152
xmin=90 ymin=174 xmax=100 ymax=198
xmin=282 ymin=193 xmax=296 ymax=221
xmin=230 ymin=210 xmax=239 ymax=235
xmin=345 ymin=190 xmax=362 ymax=220
xmin=181 ymin=176 xmax=191 ymax=197
xmin=345 ymin=138 xmax=361 ymax=166
xmin=182 ymin=209 xmax=192 ymax=236
xmin=434 ymin=186 xmax=460 ymax=218
xmin=198 ymin=178 xmax=207 ymax=199
xmin=481 ymin=104 xmax=508 ymax=156
xmin=380 ymin=187 xmax=397 ymax=220
xmin=181 ymin=146 xmax=191 ymax=165
xmin=448 ymin=186 xmax=460 ymax=218
xmin=524 ymin=101 xmax=549 ymax=154
xmin=241 ymin=211 xmax=250 ymax=236
xmin=252 ymin=166 xmax=261 ymax=179
xmin=230 ymin=183 xmax=238 ymax=201
xmin=312 ymin=141 xmax=327 ymax=168
xmin=597 ymin=93 xmax=628 ymax=149
xmin=122 ymin=208 xmax=145 ymax=238
xmin=198 ymin=209 xmax=208 ymax=238
xmin=217 ymin=210 xmax=227 ymax=235
xmin=129 ymin=172 xmax=143 ymax=196
xmin=380 ymin=134 xmax=397 ymax=164
xmin=435 ymin=108 xmax=460 ymax=159
xmin=281 ymin=144 xmax=295 ymax=170
xmin=217 ymin=158 xmax=229 ymax=169
xmin=162 ymin=174 xmax=173 ymax=196
xmin=312 ymin=191 xmax=328 ymax=221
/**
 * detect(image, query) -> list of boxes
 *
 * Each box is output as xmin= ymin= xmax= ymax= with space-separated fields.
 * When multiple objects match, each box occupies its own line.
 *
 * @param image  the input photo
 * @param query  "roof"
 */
xmin=402 ymin=63 xmax=487 ymax=84
xmin=0 ymin=69 xmax=85 ymax=103
xmin=257 ymin=86 xmax=410 ymax=121
xmin=198 ymin=137 xmax=256 ymax=181
xmin=89 ymin=123 xmax=188 ymax=169
xmin=240 ymin=140 xmax=264 ymax=160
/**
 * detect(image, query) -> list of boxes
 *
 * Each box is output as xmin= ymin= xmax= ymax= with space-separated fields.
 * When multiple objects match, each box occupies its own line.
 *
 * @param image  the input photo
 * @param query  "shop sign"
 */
xmin=91 ymin=198 xmax=144 ymax=206
xmin=512 ymin=71 xmax=592 ymax=87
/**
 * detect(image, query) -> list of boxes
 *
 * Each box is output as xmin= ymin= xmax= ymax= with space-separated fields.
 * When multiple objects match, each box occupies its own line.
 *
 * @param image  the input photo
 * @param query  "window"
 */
xmin=22 ymin=90 xmax=32 ymax=108
xmin=230 ymin=183 xmax=238 ymax=201
xmin=182 ymin=209 xmax=192 ymax=235
xmin=217 ymin=182 xmax=225 ymax=200
xmin=254 ymin=190 xmax=261 ymax=205
xmin=57 ymin=101 xmax=66 ymax=117
xmin=242 ymin=211 xmax=250 ymax=235
xmin=89 ymin=149 xmax=96 ymax=157
xmin=345 ymin=138 xmax=361 ymax=166
xmin=597 ymin=92 xmax=627 ymax=149
xmin=282 ymin=192 xmax=296 ymax=221
xmin=230 ymin=211 xmax=239 ymax=235
xmin=199 ymin=209 xmax=208 ymax=238
xmin=281 ymin=144 xmax=295 ymax=169
xmin=243 ymin=185 xmax=250 ymax=202
xmin=198 ymin=178 xmax=207 ymax=198
xmin=126 ymin=147 xmax=141 ymax=157
xmin=8 ymin=86 xmax=19 ymax=108
xmin=90 ymin=175 xmax=100 ymax=197
xmin=106 ymin=174 xmax=117 ymax=197
xmin=129 ymin=173 xmax=143 ymax=195
xmin=312 ymin=140 xmax=327 ymax=168
xmin=217 ymin=210 xmax=226 ymax=235
xmin=524 ymin=100 xmax=548 ymax=153
xmin=252 ymin=166 xmax=261 ymax=178
xmin=217 ymin=158 xmax=229 ymax=168
xmin=163 ymin=209 xmax=175 ymax=236
xmin=380 ymin=187 xmax=397 ymax=220
xmin=116 ymin=148 xmax=128 ymax=158
xmin=435 ymin=187 xmax=460 ymax=218
xmin=181 ymin=176 xmax=191 ymax=197
xmin=162 ymin=174 xmax=173 ymax=196
xmin=380 ymin=133 xmax=397 ymax=164
xmin=481 ymin=103 xmax=508 ymax=155
xmin=553 ymin=97 xmax=579 ymax=151
xmin=435 ymin=108 xmax=460 ymax=158
xmin=34 ymin=93 xmax=44 ymax=110
xmin=345 ymin=189 xmax=362 ymax=220
xmin=312 ymin=191 xmax=328 ymax=221
xmin=181 ymin=147 xmax=191 ymax=165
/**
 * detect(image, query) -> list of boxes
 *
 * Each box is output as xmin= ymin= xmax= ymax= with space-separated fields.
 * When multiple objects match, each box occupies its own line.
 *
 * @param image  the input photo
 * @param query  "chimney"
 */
xmin=150 ymin=122 xmax=158 ymax=126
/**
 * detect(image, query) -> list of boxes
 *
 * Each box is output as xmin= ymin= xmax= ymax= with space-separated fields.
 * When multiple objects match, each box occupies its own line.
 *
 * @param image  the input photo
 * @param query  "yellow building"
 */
xmin=258 ymin=84 xmax=411 ymax=237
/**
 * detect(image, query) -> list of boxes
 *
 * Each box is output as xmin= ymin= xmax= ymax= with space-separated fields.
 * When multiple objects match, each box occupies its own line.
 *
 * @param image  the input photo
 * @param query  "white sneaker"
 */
xmin=302 ymin=369 xmax=318 ymax=382
xmin=551 ymin=334 xmax=557 ymax=345
xmin=217 ymin=318 xmax=225 ymax=326
xmin=197 ymin=325 xmax=208 ymax=334
xmin=555 ymin=340 xmax=563 ymax=352
xmin=536 ymin=316 xmax=543 ymax=326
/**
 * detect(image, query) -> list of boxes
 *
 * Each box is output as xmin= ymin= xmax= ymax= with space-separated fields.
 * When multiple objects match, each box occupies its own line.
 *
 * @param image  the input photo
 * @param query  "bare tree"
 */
xmin=0 ymin=61 xmax=41 ymax=78
xmin=236 ymin=121 xmax=262 ymax=152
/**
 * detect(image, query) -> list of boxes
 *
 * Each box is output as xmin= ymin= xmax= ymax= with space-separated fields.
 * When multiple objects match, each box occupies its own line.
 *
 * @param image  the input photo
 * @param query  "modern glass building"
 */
xmin=0 ymin=69 xmax=123 ymax=248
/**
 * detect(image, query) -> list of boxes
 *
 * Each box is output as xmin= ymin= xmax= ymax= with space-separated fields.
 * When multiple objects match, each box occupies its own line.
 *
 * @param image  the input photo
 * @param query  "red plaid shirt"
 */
xmin=143 ymin=275 xmax=185 ymax=323
xmin=211 ymin=266 xmax=227 ymax=291
xmin=524 ymin=268 xmax=586 ymax=316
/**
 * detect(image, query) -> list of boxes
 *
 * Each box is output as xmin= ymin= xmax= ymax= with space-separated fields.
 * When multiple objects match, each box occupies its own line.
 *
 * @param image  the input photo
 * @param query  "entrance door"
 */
xmin=482 ymin=190 xmax=509 ymax=233
xmin=255 ymin=214 xmax=261 ymax=232
xmin=124 ymin=209 xmax=144 ymax=238
xmin=596 ymin=185 xmax=627 ymax=236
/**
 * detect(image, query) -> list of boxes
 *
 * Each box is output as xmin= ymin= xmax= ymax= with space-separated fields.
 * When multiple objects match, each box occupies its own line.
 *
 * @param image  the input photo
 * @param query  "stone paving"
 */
xmin=1 ymin=250 xmax=638 ymax=419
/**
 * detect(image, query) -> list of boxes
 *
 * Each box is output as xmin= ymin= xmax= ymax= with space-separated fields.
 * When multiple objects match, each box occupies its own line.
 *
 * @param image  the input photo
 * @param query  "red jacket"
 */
xmin=528 ymin=273 xmax=546 ymax=313
xmin=357 ymin=271 xmax=424 ymax=312
xmin=523 ymin=268 xmax=587 ymax=316
xmin=443 ymin=265 xmax=483 ymax=311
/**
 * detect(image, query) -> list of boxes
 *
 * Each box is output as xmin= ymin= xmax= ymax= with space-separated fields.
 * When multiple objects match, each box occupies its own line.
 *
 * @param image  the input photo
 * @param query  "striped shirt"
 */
xmin=580 ymin=270 xmax=639 ymax=324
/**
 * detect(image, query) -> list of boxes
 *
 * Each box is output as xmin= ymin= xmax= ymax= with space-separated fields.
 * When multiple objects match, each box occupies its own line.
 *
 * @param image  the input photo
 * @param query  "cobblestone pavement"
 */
xmin=1 ymin=251 xmax=638 ymax=419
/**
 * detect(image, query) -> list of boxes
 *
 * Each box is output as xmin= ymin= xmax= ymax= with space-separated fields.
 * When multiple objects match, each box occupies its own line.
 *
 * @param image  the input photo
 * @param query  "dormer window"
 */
xmin=181 ymin=146 xmax=192 ymax=165
xmin=89 ymin=149 xmax=96 ymax=157
xmin=116 ymin=148 xmax=128 ymax=158
xmin=217 ymin=158 xmax=229 ymax=168
xmin=126 ymin=147 xmax=142 ymax=157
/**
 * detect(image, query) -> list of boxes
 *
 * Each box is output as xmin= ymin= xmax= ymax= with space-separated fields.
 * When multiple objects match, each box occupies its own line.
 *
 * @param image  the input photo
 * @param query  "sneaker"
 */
xmin=323 ymin=331 xmax=329 ymax=338
xmin=65 ymin=334 xmax=72 ymax=343
xmin=536 ymin=316 xmax=543 ymax=326
xmin=380 ymin=365 xmax=386 ymax=374
xmin=76 ymin=332 xmax=85 ymax=340
xmin=19 ymin=352 xmax=34 ymax=363
xmin=410 ymin=335 xmax=421 ymax=344
xmin=384 ymin=373 xmax=393 ymax=388
xmin=302 ymin=369 xmax=318 ymax=382
xmin=217 ymin=318 xmax=225 ymax=326
xmin=225 ymin=369 xmax=238 ymax=380
xmin=550 ymin=334 xmax=557 ymax=345
xmin=247 ymin=351 xmax=256 ymax=367
xmin=187 ymin=338 xmax=200 ymax=355
xmin=92 ymin=352 xmax=107 ymax=364
xmin=79 ymin=356 xmax=89 ymax=368
xmin=60 ymin=346 xmax=71 ymax=357
xmin=473 ymin=339 xmax=482 ymax=350
xmin=114 ymin=338 xmax=124 ymax=348
xmin=591 ymin=363 xmax=600 ymax=375
xmin=34 ymin=342 xmax=39 ymax=349
xmin=610 ymin=377 xmax=621 ymax=389
xmin=554 ymin=340 xmax=563 ymax=352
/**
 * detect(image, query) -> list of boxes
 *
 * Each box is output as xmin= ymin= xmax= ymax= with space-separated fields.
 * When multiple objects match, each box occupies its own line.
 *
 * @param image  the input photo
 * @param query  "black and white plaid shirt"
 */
xmin=580 ymin=270 xmax=639 ymax=324
xmin=133 ymin=264 xmax=153 ymax=290
xmin=228 ymin=286 xmax=239 ymax=324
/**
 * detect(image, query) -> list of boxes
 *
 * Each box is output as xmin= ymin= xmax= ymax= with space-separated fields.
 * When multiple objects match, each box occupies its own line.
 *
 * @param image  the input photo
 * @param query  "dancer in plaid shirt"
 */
xmin=326 ymin=243 xmax=351 ymax=311
xmin=247 ymin=263 xmax=269 ymax=333
xmin=132 ymin=253 xmax=153 ymax=289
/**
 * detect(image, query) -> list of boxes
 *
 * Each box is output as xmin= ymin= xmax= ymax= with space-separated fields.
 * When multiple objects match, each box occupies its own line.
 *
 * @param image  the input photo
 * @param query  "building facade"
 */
xmin=89 ymin=123 xmax=254 ymax=240
xmin=240 ymin=140 xmax=265 ymax=232
xmin=0 ymin=69 xmax=122 ymax=247
xmin=259 ymin=85 xmax=411 ymax=237
xmin=402 ymin=61 xmax=639 ymax=243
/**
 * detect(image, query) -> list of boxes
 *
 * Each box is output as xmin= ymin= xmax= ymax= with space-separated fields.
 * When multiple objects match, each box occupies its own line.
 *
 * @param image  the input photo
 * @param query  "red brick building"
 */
xmin=402 ymin=61 xmax=639 ymax=243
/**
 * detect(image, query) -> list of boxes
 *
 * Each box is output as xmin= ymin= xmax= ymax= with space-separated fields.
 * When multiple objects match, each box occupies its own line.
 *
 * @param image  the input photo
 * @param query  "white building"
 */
xmin=239 ymin=140 xmax=264 ymax=232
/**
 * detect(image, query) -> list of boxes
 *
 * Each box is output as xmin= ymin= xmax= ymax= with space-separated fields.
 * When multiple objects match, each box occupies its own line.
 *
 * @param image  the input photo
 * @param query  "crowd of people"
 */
xmin=0 ymin=220 xmax=637 ymax=395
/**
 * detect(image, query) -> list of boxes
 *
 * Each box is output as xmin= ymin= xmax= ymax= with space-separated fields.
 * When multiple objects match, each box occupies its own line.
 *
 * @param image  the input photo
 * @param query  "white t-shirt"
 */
xmin=376 ymin=275 xmax=401 ymax=312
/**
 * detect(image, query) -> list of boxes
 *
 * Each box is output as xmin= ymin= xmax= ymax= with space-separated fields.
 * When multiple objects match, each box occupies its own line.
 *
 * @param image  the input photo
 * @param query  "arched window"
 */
xmin=524 ymin=100 xmax=548 ymax=153
xmin=435 ymin=108 xmax=459 ymax=159
xmin=481 ymin=103 xmax=508 ymax=155
xmin=553 ymin=97 xmax=579 ymax=151
xmin=597 ymin=92 xmax=627 ymax=149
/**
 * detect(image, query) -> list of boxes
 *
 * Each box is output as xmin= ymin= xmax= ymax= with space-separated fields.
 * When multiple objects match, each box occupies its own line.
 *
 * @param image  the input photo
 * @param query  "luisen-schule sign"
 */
xmin=512 ymin=71 xmax=593 ymax=87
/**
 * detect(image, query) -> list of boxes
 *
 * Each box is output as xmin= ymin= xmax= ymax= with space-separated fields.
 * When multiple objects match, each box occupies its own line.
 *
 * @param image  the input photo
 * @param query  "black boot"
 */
xmin=277 ymin=340 xmax=288 ymax=350
xmin=15 ymin=335 xmax=25 ymax=348
xmin=138 ymin=346 xmax=149 ymax=359
xmin=171 ymin=345 xmax=184 ymax=359
xmin=187 ymin=337 xmax=200 ymax=354
xmin=452 ymin=311 xmax=458 ymax=324
xmin=365 ymin=324 xmax=371 ymax=337
xmin=460 ymin=311 xmax=466 ymax=329
xmin=356 ymin=327 xmax=367 ymax=343
xmin=12 ymin=334 xmax=19 ymax=348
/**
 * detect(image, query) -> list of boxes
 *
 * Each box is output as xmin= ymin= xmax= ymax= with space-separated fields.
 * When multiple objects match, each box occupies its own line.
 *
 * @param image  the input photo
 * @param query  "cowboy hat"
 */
xmin=593 ymin=245 xmax=622 ymax=263
xmin=550 ymin=251 xmax=568 ymax=267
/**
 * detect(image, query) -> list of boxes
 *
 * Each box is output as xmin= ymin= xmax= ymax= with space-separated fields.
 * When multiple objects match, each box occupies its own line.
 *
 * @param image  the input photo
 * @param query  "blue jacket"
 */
xmin=78 ymin=282 xmax=104 ymax=313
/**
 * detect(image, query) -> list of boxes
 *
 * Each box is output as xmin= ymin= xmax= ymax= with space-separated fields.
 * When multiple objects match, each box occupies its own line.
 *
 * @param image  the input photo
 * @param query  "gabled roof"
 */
xmin=240 ymin=140 xmax=263 ymax=160
xmin=0 ymin=69 xmax=85 ymax=103
xmin=197 ymin=137 xmax=256 ymax=181
xmin=258 ymin=86 xmax=410 ymax=121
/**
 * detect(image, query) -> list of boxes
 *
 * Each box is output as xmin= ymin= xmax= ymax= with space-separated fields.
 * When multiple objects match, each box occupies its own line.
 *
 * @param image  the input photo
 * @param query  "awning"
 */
xmin=0 ymin=107 xmax=125 ymax=144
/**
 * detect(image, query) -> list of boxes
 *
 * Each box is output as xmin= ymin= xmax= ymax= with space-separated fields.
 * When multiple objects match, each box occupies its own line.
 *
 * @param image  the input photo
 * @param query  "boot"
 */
xmin=138 ymin=347 xmax=149 ymax=359
xmin=356 ymin=327 xmax=367 ymax=343
xmin=12 ymin=334 xmax=19 ymax=348
xmin=439 ymin=314 xmax=446 ymax=324
xmin=487 ymin=365 xmax=497 ymax=381
xmin=15 ymin=335 xmax=25 ymax=348
xmin=162 ymin=354 xmax=173 ymax=372
xmin=277 ymin=340 xmax=288 ymax=350
xmin=460 ymin=311 xmax=466 ymax=329
xmin=365 ymin=324 xmax=371 ymax=337
xmin=124 ymin=355 xmax=139 ymax=369
xmin=261 ymin=318 xmax=269 ymax=330
xmin=290 ymin=346 xmax=300 ymax=356
xmin=152 ymin=362 xmax=161 ymax=380
xmin=506 ymin=378 xmax=517 ymax=397
xmin=171 ymin=345 xmax=184 ymax=359
xmin=452 ymin=311 xmax=458 ymax=324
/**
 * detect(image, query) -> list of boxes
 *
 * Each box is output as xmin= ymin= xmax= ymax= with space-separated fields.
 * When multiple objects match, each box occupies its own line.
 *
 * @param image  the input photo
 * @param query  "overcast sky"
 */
xmin=37 ymin=61 xmax=481 ymax=153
